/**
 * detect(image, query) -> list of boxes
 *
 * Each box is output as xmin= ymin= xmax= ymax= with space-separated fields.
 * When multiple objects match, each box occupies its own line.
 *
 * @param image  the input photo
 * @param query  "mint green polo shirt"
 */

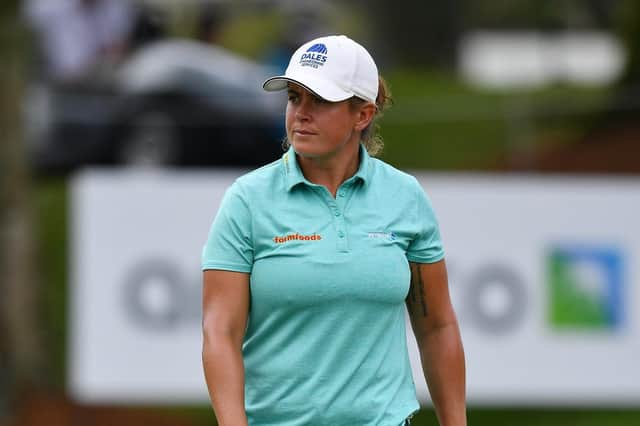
xmin=202 ymin=144 xmax=444 ymax=426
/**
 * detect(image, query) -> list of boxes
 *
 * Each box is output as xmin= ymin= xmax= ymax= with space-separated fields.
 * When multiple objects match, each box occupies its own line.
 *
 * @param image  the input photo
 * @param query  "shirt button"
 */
xmin=338 ymin=192 xmax=345 ymax=197
xmin=334 ymin=211 xmax=341 ymax=217
xmin=338 ymin=231 xmax=345 ymax=238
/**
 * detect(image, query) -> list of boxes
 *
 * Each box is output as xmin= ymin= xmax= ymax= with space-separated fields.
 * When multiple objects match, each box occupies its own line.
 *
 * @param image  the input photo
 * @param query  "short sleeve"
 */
xmin=201 ymin=181 xmax=254 ymax=273
xmin=406 ymin=179 xmax=445 ymax=263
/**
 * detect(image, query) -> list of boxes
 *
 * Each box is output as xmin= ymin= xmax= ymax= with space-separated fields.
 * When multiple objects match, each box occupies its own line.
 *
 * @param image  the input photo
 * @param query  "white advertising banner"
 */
xmin=70 ymin=170 xmax=640 ymax=406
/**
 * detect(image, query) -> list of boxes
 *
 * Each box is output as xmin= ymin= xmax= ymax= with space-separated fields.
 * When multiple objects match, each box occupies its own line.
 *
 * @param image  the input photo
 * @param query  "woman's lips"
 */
xmin=293 ymin=129 xmax=316 ymax=135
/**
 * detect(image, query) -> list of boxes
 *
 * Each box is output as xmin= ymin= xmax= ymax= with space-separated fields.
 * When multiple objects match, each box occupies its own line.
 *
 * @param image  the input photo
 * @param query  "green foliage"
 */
xmin=0 ymin=0 xmax=25 ymax=55
xmin=217 ymin=12 xmax=284 ymax=60
xmin=465 ymin=0 xmax=579 ymax=29
xmin=0 ymin=0 xmax=19 ymax=23
xmin=616 ymin=0 xmax=640 ymax=84
xmin=377 ymin=69 xmax=611 ymax=170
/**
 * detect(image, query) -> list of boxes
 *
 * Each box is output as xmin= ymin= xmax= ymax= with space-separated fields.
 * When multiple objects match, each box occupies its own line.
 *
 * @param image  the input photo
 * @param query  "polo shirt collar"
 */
xmin=282 ymin=144 xmax=372 ymax=192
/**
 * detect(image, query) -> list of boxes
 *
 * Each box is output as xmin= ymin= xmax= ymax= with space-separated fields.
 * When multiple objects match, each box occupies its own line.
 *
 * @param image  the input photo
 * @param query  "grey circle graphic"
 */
xmin=122 ymin=259 xmax=184 ymax=330
xmin=466 ymin=264 xmax=527 ymax=334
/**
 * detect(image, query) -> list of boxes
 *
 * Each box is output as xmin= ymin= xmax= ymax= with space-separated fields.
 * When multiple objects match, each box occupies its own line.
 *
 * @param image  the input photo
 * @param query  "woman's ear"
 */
xmin=354 ymin=103 xmax=377 ymax=132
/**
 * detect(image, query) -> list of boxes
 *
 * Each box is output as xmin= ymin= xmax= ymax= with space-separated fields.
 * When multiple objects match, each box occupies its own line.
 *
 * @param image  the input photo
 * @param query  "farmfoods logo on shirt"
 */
xmin=547 ymin=244 xmax=624 ymax=331
xmin=300 ymin=43 xmax=327 ymax=68
xmin=273 ymin=233 xmax=322 ymax=244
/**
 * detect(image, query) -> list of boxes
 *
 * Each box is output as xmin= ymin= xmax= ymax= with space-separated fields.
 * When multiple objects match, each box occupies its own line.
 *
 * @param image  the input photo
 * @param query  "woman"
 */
xmin=202 ymin=35 xmax=466 ymax=426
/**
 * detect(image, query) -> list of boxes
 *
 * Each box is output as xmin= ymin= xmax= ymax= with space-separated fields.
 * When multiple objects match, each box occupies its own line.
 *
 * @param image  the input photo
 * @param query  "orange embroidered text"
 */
xmin=273 ymin=233 xmax=322 ymax=244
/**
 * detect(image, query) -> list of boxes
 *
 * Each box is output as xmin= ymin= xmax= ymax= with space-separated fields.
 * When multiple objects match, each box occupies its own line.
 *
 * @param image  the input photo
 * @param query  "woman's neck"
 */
xmin=296 ymin=141 xmax=360 ymax=198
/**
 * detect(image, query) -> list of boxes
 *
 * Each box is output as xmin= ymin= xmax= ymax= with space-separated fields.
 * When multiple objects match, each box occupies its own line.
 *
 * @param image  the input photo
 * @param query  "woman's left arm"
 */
xmin=407 ymin=259 xmax=466 ymax=426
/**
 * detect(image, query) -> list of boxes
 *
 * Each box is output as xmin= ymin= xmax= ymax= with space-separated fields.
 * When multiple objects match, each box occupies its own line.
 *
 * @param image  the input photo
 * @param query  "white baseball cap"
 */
xmin=263 ymin=35 xmax=379 ymax=104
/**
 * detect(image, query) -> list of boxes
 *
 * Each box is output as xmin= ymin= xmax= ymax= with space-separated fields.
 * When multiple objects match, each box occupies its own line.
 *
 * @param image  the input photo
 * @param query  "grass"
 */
xmin=462 ymin=408 xmax=640 ymax=426
xmin=34 ymin=177 xmax=68 ymax=387
xmin=167 ymin=406 xmax=640 ymax=425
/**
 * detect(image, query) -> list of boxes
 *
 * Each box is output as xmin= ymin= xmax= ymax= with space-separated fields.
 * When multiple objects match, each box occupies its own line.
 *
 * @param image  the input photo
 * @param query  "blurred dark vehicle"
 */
xmin=25 ymin=39 xmax=286 ymax=172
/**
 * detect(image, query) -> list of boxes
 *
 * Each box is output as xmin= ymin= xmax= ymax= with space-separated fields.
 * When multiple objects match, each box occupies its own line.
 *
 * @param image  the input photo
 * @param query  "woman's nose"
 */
xmin=295 ymin=99 xmax=312 ymax=120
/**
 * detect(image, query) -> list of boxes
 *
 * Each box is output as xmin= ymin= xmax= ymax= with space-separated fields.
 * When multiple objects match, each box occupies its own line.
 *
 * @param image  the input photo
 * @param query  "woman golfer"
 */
xmin=202 ymin=34 xmax=466 ymax=426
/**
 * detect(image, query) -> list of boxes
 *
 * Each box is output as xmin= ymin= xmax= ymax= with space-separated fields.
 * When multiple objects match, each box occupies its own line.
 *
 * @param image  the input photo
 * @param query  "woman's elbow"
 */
xmin=202 ymin=317 xmax=244 ymax=351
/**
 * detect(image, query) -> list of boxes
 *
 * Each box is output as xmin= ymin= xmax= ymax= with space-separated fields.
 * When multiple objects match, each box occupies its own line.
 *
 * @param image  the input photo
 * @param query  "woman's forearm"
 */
xmin=202 ymin=333 xmax=248 ymax=426
xmin=419 ymin=322 xmax=466 ymax=426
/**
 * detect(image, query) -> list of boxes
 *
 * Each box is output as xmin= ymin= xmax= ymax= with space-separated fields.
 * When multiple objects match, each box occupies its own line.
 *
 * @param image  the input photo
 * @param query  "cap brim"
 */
xmin=262 ymin=71 xmax=353 ymax=102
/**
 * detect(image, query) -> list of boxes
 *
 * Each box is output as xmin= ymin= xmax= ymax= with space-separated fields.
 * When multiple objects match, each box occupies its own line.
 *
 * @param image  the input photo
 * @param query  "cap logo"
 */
xmin=299 ymin=43 xmax=328 ymax=69
xmin=306 ymin=43 xmax=328 ymax=54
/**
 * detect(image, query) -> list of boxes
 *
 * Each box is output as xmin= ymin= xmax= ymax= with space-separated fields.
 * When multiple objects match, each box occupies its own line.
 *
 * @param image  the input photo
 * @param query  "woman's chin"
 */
xmin=291 ymin=141 xmax=323 ymax=158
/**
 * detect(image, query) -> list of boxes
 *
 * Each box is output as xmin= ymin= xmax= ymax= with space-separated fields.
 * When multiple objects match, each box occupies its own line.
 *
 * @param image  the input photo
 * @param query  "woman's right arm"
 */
xmin=202 ymin=269 xmax=251 ymax=426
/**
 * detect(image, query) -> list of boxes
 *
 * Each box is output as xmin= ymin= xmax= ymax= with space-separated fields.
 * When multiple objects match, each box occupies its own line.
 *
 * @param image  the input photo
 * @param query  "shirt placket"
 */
xmin=314 ymin=185 xmax=350 ymax=253
xmin=334 ymin=183 xmax=354 ymax=253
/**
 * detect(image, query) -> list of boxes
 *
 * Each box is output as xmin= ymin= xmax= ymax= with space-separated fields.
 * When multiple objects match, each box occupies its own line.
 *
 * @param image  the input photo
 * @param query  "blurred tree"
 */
xmin=598 ymin=0 xmax=640 ymax=129
xmin=363 ymin=0 xmax=625 ymax=67
xmin=617 ymin=0 xmax=640 ymax=86
xmin=0 ymin=0 xmax=46 ymax=420
xmin=583 ymin=0 xmax=640 ymax=124
xmin=466 ymin=0 xmax=621 ymax=30
xmin=365 ymin=0 xmax=463 ymax=68
xmin=466 ymin=1 xmax=563 ymax=30
xmin=584 ymin=0 xmax=617 ymax=27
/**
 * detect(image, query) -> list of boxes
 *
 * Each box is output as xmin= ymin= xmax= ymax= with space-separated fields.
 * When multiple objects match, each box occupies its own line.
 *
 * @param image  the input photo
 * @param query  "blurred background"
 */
xmin=1 ymin=0 xmax=640 ymax=425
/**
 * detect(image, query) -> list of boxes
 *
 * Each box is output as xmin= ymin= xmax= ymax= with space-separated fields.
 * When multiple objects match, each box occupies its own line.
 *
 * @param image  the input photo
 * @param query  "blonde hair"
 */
xmin=349 ymin=76 xmax=393 ymax=157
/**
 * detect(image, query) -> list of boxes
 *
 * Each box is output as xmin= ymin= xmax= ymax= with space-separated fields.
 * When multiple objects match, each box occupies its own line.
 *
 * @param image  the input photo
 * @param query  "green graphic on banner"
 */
xmin=547 ymin=246 xmax=623 ymax=330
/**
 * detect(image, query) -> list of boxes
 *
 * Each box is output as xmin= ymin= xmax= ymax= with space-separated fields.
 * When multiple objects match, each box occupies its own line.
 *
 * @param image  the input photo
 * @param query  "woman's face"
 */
xmin=285 ymin=83 xmax=367 ymax=160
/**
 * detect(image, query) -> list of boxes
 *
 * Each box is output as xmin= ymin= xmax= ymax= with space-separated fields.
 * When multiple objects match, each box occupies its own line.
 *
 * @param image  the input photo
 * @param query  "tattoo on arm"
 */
xmin=409 ymin=263 xmax=428 ymax=317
